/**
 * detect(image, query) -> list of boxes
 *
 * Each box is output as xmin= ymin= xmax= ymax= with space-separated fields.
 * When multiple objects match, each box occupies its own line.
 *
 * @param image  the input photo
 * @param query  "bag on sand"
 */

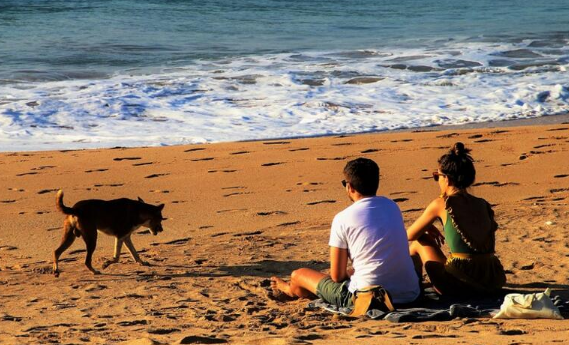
xmin=493 ymin=288 xmax=563 ymax=320
xmin=349 ymin=285 xmax=395 ymax=317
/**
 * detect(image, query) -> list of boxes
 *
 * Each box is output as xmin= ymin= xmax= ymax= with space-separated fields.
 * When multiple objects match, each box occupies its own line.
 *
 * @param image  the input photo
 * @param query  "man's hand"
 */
xmin=347 ymin=266 xmax=355 ymax=277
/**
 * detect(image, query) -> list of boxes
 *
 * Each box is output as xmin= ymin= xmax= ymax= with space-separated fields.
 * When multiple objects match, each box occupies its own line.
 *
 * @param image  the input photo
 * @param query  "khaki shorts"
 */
xmin=316 ymin=277 xmax=354 ymax=308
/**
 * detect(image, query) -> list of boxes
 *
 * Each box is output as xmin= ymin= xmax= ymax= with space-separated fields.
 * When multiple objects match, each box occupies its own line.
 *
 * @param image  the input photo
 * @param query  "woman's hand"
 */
xmin=422 ymin=224 xmax=445 ymax=248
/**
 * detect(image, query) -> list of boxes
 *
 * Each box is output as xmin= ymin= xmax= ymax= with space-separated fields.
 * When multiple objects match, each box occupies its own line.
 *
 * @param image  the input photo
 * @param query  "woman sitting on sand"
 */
xmin=407 ymin=142 xmax=506 ymax=295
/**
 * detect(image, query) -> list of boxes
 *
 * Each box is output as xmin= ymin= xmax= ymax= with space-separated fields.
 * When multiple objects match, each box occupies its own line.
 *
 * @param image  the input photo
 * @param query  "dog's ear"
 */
xmin=138 ymin=197 xmax=144 ymax=203
xmin=161 ymin=217 xmax=168 ymax=221
xmin=158 ymin=203 xmax=165 ymax=211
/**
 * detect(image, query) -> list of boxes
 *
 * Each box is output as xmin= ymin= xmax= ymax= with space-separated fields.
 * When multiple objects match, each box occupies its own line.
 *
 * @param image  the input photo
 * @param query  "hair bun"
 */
xmin=451 ymin=142 xmax=470 ymax=156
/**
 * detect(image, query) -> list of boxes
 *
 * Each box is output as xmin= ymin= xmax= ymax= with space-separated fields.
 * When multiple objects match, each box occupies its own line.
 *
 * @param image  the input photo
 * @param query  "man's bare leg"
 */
xmin=271 ymin=268 xmax=328 ymax=299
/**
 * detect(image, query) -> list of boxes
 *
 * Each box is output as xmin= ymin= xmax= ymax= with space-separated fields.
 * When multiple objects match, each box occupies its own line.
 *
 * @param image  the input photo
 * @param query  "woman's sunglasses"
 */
xmin=432 ymin=171 xmax=446 ymax=182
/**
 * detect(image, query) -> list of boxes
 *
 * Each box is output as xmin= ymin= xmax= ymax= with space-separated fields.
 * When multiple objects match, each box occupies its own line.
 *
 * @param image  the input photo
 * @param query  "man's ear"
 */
xmin=158 ymin=203 xmax=164 ymax=211
xmin=138 ymin=197 xmax=145 ymax=203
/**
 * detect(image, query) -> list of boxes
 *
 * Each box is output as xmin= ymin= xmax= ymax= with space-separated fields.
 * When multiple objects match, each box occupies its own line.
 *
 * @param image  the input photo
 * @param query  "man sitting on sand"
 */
xmin=271 ymin=158 xmax=420 ymax=308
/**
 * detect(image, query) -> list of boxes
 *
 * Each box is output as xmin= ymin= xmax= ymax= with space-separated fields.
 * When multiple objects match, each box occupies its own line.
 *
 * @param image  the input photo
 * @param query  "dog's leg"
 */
xmin=81 ymin=227 xmax=101 ymax=275
xmin=102 ymin=238 xmax=123 ymax=269
xmin=124 ymin=236 xmax=150 ymax=266
xmin=53 ymin=219 xmax=76 ymax=277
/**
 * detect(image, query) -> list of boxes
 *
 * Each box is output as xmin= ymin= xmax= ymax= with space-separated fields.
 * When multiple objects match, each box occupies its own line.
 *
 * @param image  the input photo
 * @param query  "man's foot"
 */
xmin=269 ymin=277 xmax=297 ymax=302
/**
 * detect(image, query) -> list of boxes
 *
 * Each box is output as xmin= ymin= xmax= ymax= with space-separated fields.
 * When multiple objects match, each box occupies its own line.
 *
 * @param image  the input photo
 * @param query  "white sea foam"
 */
xmin=0 ymin=40 xmax=568 ymax=151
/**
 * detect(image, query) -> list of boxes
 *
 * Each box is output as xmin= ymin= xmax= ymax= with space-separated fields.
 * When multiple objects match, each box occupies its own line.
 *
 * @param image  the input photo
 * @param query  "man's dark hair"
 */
xmin=438 ymin=142 xmax=476 ymax=189
xmin=343 ymin=158 xmax=379 ymax=196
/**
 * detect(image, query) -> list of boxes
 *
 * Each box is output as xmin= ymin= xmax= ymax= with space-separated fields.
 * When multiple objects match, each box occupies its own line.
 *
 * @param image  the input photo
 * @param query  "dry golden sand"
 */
xmin=1 ymin=123 xmax=568 ymax=344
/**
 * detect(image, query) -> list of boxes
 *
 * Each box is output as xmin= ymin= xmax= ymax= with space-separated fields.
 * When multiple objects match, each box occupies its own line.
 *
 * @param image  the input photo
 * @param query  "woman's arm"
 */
xmin=407 ymin=198 xmax=445 ymax=241
xmin=330 ymin=246 xmax=349 ymax=283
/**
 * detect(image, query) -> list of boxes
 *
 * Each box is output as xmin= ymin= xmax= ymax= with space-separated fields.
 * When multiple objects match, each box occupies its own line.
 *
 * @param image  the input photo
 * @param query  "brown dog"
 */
xmin=53 ymin=190 xmax=165 ymax=276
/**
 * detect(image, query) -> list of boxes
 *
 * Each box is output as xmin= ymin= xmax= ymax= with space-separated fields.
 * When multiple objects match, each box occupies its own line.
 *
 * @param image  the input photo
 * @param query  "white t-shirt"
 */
xmin=329 ymin=196 xmax=420 ymax=304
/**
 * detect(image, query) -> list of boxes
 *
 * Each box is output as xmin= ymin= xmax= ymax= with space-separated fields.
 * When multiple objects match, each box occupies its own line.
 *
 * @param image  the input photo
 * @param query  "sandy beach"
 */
xmin=1 ymin=121 xmax=568 ymax=344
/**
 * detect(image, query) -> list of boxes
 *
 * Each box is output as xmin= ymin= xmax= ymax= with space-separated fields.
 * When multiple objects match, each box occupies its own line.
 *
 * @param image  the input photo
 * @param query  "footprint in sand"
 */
xmin=94 ymin=183 xmax=124 ymax=187
xmin=391 ymin=139 xmax=413 ymax=143
xmin=307 ymin=200 xmax=336 ymax=206
xmin=16 ymin=172 xmax=38 ymax=177
xmin=257 ymin=211 xmax=287 ymax=216
xmin=474 ymin=139 xmax=493 ymax=143
xmin=332 ymin=143 xmax=352 ymax=146
xmin=230 ymin=151 xmax=250 ymax=155
xmin=184 ymin=147 xmax=206 ymax=152
xmin=534 ymin=144 xmax=555 ymax=149
xmin=209 ymin=169 xmax=237 ymax=173
xmin=116 ymin=319 xmax=147 ymax=327
xmin=150 ymin=189 xmax=170 ymax=194
xmin=436 ymin=132 xmax=459 ymax=139
xmin=223 ymin=192 xmax=252 ymax=197
xmin=468 ymin=134 xmax=483 ymax=139
xmin=145 ymin=173 xmax=169 ymax=179
xmin=261 ymin=162 xmax=284 ymax=167
xmin=233 ymin=230 xmax=263 ymax=237
xmin=162 ymin=237 xmax=191 ymax=245
xmin=32 ymin=165 xmax=56 ymax=171
xmin=85 ymin=168 xmax=108 ymax=173
xmin=473 ymin=181 xmax=499 ymax=186
xmin=393 ymin=198 xmax=408 ymax=203
xmin=547 ymin=127 xmax=569 ymax=132
xmin=8 ymin=188 xmax=25 ymax=192
xmin=132 ymin=162 xmax=153 ymax=166
xmin=550 ymin=188 xmax=569 ymax=194
xmin=176 ymin=336 xmax=228 ymax=344
xmin=554 ymin=174 xmax=569 ymax=178
xmin=217 ymin=208 xmax=248 ymax=214
xmin=391 ymin=191 xmax=418 ymax=196
xmin=113 ymin=157 xmax=141 ymax=161
xmin=191 ymin=157 xmax=215 ymax=162
xmin=297 ymin=182 xmax=322 ymax=186
xmin=361 ymin=149 xmax=380 ymax=153
xmin=147 ymin=328 xmax=181 ymax=335
xmin=316 ymin=157 xmax=347 ymax=161
xmin=289 ymin=147 xmax=309 ymax=152
xmin=1 ymin=200 xmax=16 ymax=203
xmin=277 ymin=221 xmax=300 ymax=227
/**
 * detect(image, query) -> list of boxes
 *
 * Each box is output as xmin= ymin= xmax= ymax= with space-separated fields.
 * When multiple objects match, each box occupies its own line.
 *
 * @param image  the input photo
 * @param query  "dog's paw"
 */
xmin=53 ymin=270 xmax=60 ymax=278
xmin=91 ymin=270 xmax=102 ymax=275
xmin=139 ymin=261 xmax=151 ymax=267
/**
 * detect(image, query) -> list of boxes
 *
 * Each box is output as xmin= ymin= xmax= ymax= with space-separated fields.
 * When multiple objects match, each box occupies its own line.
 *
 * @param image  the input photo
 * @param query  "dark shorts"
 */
xmin=316 ymin=277 xmax=354 ymax=308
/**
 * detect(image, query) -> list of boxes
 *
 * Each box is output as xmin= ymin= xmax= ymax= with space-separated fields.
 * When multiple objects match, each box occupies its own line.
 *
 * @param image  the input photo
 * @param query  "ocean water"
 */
xmin=1 ymin=0 xmax=568 ymax=151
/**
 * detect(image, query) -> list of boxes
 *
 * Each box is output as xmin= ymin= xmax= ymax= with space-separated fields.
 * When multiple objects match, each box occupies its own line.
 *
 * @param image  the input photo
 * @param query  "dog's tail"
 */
xmin=56 ymin=190 xmax=76 ymax=215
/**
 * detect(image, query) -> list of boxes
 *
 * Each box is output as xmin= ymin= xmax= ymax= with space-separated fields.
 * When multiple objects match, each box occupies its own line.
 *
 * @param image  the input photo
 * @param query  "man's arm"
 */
xmin=330 ymin=246 xmax=349 ymax=283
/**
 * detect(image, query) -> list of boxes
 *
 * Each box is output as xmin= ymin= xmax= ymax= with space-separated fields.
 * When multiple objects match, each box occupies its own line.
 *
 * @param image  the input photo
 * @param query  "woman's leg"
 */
xmin=271 ymin=268 xmax=328 ymax=299
xmin=409 ymin=235 xmax=448 ymax=293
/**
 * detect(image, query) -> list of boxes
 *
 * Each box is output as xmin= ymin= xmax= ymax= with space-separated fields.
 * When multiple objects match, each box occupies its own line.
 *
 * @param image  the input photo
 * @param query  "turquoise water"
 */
xmin=2 ymin=0 xmax=568 ymax=81
xmin=0 ymin=0 xmax=568 ymax=151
